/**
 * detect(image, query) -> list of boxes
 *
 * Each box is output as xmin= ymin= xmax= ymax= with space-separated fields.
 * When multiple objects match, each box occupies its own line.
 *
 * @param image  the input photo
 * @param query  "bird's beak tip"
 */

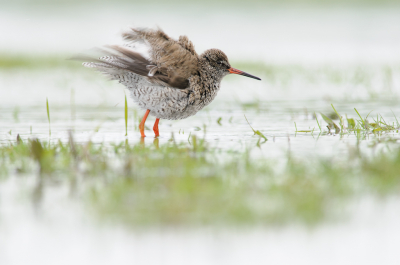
xmin=228 ymin=67 xmax=261 ymax=81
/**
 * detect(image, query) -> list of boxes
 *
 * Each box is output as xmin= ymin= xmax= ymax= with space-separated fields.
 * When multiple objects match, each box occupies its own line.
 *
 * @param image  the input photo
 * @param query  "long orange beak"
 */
xmin=228 ymin=67 xmax=261 ymax=81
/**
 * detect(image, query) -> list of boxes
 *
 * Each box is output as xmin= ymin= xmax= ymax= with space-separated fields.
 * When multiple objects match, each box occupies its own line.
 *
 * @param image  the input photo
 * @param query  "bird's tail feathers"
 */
xmin=74 ymin=46 xmax=155 ymax=79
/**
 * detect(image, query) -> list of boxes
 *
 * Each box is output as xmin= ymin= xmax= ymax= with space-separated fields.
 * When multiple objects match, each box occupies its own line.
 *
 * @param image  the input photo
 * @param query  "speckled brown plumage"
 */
xmin=81 ymin=27 xmax=261 ymax=137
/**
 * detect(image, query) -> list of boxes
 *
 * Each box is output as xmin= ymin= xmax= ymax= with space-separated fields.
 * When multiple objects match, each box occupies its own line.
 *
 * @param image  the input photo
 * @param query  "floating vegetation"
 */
xmin=294 ymin=122 xmax=314 ymax=133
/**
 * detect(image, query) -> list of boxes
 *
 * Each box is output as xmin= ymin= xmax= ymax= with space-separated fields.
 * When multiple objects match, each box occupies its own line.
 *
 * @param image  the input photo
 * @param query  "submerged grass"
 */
xmin=1 ymin=134 xmax=400 ymax=227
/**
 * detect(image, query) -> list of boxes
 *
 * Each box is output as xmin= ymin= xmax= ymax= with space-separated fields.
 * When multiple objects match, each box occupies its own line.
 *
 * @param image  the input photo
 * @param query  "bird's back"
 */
xmin=84 ymin=28 xmax=199 ymax=87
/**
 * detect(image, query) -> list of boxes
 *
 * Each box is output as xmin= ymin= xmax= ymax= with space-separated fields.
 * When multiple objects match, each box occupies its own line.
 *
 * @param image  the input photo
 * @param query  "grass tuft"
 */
xmin=320 ymin=112 xmax=340 ymax=133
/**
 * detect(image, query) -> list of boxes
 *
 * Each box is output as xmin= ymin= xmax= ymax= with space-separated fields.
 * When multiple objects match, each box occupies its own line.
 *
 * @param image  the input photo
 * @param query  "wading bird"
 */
xmin=82 ymin=27 xmax=261 ymax=137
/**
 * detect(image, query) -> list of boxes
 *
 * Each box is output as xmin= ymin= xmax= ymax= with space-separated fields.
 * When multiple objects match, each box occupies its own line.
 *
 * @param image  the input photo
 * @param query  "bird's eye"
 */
xmin=217 ymin=61 xmax=222 ymax=65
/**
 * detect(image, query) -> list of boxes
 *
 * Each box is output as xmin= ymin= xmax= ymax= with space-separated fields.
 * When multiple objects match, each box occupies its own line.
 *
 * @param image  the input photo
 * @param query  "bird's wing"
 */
xmin=79 ymin=27 xmax=199 ymax=89
xmin=79 ymin=45 xmax=189 ymax=88
xmin=122 ymin=28 xmax=199 ymax=86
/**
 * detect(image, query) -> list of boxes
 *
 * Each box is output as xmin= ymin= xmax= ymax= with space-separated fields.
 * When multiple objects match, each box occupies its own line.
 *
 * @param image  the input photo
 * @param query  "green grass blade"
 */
xmin=124 ymin=94 xmax=128 ymax=136
xmin=244 ymin=114 xmax=255 ymax=133
xmin=391 ymin=109 xmax=399 ymax=128
xmin=365 ymin=110 xmax=374 ymax=121
xmin=46 ymin=98 xmax=50 ymax=123
xmin=254 ymin=130 xmax=268 ymax=141
xmin=46 ymin=97 xmax=51 ymax=136
xmin=315 ymin=112 xmax=321 ymax=131
xmin=354 ymin=108 xmax=364 ymax=126
xmin=331 ymin=104 xmax=344 ymax=130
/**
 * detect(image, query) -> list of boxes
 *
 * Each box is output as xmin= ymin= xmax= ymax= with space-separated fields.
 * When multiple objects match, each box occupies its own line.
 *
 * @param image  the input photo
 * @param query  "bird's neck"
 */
xmin=199 ymin=63 xmax=226 ymax=87
xmin=188 ymin=63 xmax=224 ymax=106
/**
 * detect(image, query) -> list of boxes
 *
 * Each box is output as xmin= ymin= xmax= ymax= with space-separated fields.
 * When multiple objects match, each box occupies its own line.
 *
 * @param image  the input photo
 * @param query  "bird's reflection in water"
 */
xmin=139 ymin=136 xmax=159 ymax=149
xmin=153 ymin=137 xmax=159 ymax=149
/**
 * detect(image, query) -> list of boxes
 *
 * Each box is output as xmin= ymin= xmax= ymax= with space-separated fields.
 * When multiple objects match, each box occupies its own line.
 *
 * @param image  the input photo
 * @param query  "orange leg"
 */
xmin=139 ymin=109 xmax=150 ymax=137
xmin=153 ymin=118 xmax=160 ymax=137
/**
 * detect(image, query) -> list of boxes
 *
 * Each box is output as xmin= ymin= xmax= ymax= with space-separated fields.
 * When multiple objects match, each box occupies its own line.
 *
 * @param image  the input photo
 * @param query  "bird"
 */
xmin=81 ymin=27 xmax=261 ymax=137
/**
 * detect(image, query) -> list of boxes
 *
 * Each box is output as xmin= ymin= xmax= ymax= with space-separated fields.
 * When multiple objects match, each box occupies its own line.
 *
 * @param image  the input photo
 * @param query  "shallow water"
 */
xmin=1 ymin=3 xmax=400 ymax=265
xmin=2 ymin=175 xmax=400 ymax=265
xmin=1 ymin=66 xmax=399 ymax=265
xmin=1 ymin=66 xmax=399 ymax=160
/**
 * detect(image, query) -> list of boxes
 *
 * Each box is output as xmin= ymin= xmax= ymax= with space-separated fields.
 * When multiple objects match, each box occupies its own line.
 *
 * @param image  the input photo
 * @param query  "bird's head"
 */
xmin=201 ymin=49 xmax=261 ymax=81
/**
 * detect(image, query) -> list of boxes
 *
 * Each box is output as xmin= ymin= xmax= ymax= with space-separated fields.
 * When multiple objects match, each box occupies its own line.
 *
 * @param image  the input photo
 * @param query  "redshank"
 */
xmin=82 ymin=27 xmax=261 ymax=137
